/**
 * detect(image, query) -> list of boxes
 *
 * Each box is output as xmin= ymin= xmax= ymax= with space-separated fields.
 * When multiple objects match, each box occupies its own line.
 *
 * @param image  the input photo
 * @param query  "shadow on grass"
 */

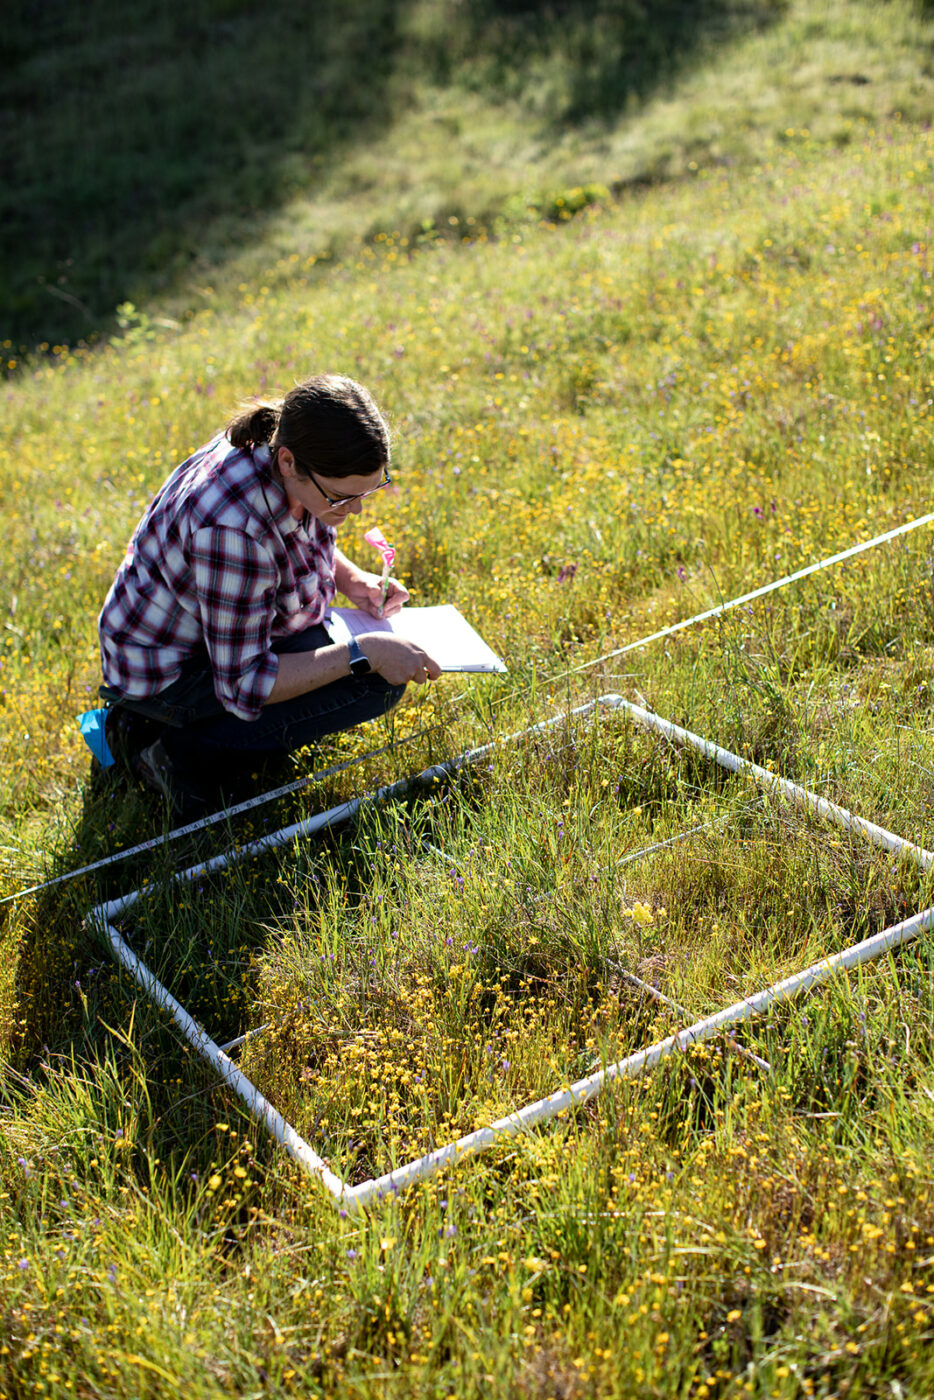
xmin=3 ymin=0 xmax=784 ymax=350
xmin=471 ymin=0 xmax=786 ymax=124
xmin=1 ymin=762 xmax=304 ymax=1171
xmin=4 ymin=760 xmax=279 ymax=1063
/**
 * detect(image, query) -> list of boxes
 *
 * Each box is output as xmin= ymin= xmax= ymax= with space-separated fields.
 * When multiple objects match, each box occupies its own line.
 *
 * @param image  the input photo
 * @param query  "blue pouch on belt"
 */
xmin=78 ymin=708 xmax=116 ymax=768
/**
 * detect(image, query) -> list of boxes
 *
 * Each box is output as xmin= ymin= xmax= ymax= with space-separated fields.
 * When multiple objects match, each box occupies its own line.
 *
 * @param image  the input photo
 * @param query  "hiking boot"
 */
xmin=104 ymin=706 xmax=160 ymax=772
xmin=132 ymin=738 xmax=214 ymax=819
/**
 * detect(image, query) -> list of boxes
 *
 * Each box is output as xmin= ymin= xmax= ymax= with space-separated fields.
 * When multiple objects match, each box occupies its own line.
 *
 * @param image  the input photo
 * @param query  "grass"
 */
xmin=3 ymin=2 xmax=934 ymax=1396
xmin=4 ymin=0 xmax=934 ymax=352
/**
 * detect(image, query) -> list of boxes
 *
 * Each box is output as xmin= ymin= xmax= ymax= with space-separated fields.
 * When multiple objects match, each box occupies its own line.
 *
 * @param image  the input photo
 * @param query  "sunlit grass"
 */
xmin=2 ymin=107 xmax=934 ymax=1399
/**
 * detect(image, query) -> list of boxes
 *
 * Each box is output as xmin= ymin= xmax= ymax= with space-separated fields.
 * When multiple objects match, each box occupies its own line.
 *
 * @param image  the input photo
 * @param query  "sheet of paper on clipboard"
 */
xmin=324 ymin=604 xmax=507 ymax=674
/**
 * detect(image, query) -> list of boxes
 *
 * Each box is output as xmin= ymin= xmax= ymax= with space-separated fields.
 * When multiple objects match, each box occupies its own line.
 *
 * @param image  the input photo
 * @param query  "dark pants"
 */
xmin=100 ymin=624 xmax=405 ymax=770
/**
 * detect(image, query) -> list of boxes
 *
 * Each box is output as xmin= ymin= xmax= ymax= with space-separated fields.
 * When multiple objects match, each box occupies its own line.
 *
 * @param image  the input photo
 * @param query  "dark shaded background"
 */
xmin=1 ymin=0 xmax=784 ymax=349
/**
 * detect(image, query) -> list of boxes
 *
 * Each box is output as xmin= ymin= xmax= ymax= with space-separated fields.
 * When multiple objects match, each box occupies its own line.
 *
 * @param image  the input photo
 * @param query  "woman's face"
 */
xmin=277 ymin=448 xmax=386 ymax=528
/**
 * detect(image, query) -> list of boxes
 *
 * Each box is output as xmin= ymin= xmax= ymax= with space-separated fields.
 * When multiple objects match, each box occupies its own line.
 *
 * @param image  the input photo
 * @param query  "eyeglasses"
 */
xmin=305 ymin=467 xmax=393 ymax=509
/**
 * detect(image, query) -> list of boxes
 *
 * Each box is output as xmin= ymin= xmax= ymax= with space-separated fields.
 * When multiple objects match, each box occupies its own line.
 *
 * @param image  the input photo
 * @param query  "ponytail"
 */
xmin=226 ymin=399 xmax=282 ymax=451
xmin=226 ymin=375 xmax=390 ymax=479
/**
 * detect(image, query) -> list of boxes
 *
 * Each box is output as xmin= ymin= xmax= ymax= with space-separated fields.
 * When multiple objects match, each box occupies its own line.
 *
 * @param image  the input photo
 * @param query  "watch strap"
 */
xmin=347 ymin=636 xmax=372 ymax=676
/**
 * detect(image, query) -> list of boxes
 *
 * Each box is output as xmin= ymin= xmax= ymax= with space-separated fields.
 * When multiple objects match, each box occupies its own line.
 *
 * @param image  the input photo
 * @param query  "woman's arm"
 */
xmin=266 ymin=632 xmax=441 ymax=704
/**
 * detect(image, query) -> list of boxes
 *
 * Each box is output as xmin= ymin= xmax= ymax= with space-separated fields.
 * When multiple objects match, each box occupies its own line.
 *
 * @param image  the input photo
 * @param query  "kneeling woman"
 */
xmin=98 ymin=373 xmax=440 ymax=811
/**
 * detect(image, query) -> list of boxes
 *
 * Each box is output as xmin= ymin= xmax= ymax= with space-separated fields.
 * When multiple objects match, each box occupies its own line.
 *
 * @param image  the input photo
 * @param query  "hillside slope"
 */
xmin=3 ymin=0 xmax=932 ymax=350
xmin=1 ymin=14 xmax=934 ymax=1400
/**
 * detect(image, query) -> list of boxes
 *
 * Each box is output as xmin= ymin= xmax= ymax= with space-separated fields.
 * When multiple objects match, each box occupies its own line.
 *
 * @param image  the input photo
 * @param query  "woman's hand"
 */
xmin=336 ymin=561 xmax=410 ymax=618
xmin=358 ymin=571 xmax=409 ymax=618
xmin=359 ymin=632 xmax=441 ymax=686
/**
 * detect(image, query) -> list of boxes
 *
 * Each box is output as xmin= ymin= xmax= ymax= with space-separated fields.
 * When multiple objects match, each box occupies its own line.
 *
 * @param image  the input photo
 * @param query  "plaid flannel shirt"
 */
xmin=99 ymin=436 xmax=337 ymax=721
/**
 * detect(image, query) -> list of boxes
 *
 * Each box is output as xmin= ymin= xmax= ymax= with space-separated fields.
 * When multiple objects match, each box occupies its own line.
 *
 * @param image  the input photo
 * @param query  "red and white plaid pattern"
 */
xmin=99 ymin=436 xmax=337 ymax=720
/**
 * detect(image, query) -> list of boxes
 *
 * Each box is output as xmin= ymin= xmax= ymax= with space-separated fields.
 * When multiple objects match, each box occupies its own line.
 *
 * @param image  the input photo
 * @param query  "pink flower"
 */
xmin=364 ymin=526 xmax=395 ymax=570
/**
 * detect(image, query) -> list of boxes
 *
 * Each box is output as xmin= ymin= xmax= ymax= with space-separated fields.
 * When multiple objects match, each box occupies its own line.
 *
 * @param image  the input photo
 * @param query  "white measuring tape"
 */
xmin=568 ymin=509 xmax=934 ymax=674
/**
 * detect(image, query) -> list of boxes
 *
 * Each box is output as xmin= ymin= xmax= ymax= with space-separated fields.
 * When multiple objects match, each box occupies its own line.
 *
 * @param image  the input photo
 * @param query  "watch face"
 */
xmin=348 ymin=639 xmax=371 ymax=676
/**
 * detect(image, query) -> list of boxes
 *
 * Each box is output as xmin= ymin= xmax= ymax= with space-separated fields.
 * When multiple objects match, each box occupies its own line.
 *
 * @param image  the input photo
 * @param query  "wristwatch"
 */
xmin=347 ymin=637 xmax=372 ymax=677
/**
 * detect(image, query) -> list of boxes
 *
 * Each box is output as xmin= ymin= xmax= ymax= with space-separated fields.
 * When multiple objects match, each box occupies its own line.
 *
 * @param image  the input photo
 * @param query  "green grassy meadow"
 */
xmin=3 ymin=2 xmax=934 ymax=1396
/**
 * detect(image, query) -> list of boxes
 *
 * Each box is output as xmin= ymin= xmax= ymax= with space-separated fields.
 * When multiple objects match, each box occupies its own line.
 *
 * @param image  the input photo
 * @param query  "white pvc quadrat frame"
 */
xmin=86 ymin=692 xmax=934 ymax=1215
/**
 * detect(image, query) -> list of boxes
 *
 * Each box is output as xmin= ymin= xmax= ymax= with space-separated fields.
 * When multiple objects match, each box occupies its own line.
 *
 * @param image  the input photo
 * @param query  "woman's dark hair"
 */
xmin=226 ymin=374 xmax=390 ymax=479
